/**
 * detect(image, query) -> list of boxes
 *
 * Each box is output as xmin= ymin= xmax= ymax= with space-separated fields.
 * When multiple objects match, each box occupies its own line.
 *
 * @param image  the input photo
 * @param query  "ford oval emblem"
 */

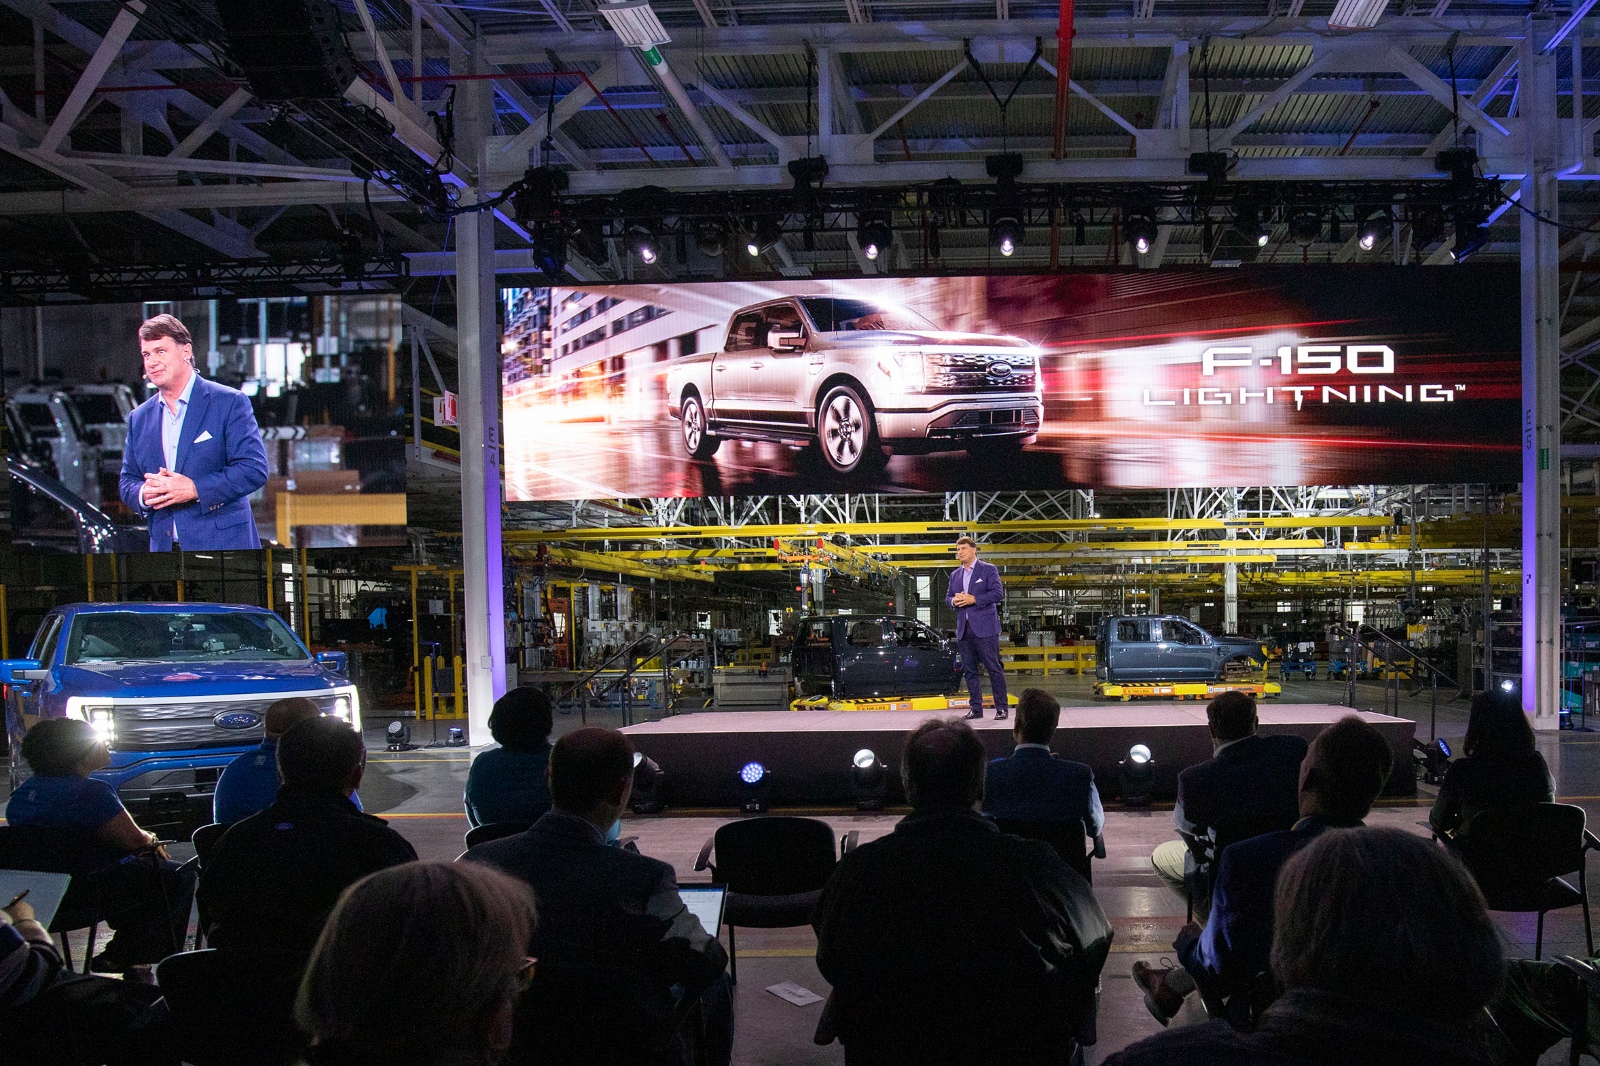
xmin=214 ymin=711 xmax=261 ymax=731
xmin=987 ymin=361 xmax=1013 ymax=379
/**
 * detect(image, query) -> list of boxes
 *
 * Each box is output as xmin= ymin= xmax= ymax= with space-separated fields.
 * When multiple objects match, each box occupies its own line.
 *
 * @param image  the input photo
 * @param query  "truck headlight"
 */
xmin=333 ymin=696 xmax=352 ymax=721
xmin=87 ymin=707 xmax=115 ymax=746
xmin=330 ymin=690 xmax=361 ymax=731
xmin=876 ymin=350 xmax=925 ymax=393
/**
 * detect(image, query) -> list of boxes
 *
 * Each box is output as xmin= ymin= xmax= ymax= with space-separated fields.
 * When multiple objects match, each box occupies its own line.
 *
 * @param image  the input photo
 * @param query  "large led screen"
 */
xmin=501 ymin=267 xmax=1520 ymax=500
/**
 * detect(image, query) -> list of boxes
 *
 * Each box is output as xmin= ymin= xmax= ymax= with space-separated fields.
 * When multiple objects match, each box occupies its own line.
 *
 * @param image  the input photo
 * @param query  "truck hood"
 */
xmin=60 ymin=659 xmax=341 ymax=698
xmin=820 ymin=330 xmax=1035 ymax=349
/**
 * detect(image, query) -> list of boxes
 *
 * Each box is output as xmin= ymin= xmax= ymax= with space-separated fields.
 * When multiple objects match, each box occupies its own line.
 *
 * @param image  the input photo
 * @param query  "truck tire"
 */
xmin=816 ymin=384 xmax=882 ymax=474
xmin=680 ymin=394 xmax=721 ymax=460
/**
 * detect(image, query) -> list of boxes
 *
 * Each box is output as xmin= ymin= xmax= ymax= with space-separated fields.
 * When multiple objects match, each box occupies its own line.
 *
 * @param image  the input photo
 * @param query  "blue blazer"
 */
xmin=945 ymin=560 xmax=1004 ymax=640
xmin=982 ymin=746 xmax=1104 ymax=836
xmin=119 ymin=375 xmax=269 ymax=551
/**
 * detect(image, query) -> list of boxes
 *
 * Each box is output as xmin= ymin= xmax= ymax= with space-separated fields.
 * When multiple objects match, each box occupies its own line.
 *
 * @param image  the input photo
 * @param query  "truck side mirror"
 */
xmin=0 ymin=660 xmax=46 ymax=684
xmin=315 ymin=650 xmax=349 ymax=675
xmin=767 ymin=329 xmax=805 ymax=352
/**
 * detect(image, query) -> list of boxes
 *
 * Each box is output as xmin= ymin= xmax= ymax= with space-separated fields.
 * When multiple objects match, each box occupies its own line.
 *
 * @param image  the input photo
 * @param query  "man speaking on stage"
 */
xmin=119 ymin=314 xmax=269 ymax=552
xmin=946 ymin=535 xmax=1009 ymax=721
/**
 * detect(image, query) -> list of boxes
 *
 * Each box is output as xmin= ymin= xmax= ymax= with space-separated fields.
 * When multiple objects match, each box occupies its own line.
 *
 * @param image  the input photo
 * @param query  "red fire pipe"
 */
xmin=1052 ymin=0 xmax=1074 ymax=159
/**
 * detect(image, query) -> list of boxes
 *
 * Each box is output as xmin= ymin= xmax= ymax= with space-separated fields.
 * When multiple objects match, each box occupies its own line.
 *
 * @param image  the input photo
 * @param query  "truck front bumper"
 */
xmin=94 ymin=747 xmax=253 ymax=813
xmin=875 ymin=397 xmax=1042 ymax=448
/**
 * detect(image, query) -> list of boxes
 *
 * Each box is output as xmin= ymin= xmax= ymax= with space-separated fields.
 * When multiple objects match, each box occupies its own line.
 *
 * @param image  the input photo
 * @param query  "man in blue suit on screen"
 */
xmin=119 ymin=313 xmax=269 ymax=552
xmin=946 ymin=535 xmax=1009 ymax=721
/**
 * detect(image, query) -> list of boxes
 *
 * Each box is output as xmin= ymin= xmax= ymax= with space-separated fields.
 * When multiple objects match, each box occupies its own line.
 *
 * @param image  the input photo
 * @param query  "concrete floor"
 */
xmin=338 ymin=672 xmax=1599 ymax=1065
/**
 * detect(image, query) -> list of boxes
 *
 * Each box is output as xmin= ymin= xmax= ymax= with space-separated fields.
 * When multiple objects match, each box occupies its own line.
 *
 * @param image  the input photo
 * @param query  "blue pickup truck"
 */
xmin=0 ymin=603 xmax=360 ymax=824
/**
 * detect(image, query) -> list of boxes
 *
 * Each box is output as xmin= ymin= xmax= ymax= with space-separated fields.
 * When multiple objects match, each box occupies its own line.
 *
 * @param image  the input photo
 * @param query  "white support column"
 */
xmin=1522 ymin=27 xmax=1562 ymax=730
xmin=455 ymin=41 xmax=507 ymax=746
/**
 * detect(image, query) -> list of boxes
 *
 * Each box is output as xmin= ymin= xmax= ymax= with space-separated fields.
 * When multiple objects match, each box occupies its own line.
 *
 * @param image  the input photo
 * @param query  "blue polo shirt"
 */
xmin=7 ymin=775 xmax=125 ymax=830
xmin=213 ymin=737 xmax=362 ymax=824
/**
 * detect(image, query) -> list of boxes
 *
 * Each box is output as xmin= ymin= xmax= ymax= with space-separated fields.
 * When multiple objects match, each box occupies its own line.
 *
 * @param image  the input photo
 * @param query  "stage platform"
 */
xmin=620 ymin=704 xmax=1416 ymax=808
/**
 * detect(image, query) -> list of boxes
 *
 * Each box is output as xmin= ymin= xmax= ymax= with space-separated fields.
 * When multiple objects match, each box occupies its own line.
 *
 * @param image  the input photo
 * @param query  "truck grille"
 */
xmin=926 ymin=352 xmax=1037 ymax=393
xmin=927 ymin=408 xmax=1042 ymax=438
xmin=111 ymin=693 xmax=342 ymax=751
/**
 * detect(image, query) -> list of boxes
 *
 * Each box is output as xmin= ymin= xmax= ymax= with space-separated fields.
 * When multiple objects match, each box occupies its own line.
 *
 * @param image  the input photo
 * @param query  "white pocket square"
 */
xmin=193 ymin=430 xmax=214 ymax=443
xmin=975 ymin=578 xmax=985 ymax=584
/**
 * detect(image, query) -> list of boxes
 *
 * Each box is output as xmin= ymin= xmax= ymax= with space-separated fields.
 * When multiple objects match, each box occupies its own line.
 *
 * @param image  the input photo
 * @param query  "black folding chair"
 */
xmin=694 ymin=816 xmax=857 ymax=982
xmin=464 ymin=821 xmax=535 ymax=851
xmin=1453 ymin=802 xmax=1597 ymax=960
xmin=0 ymin=825 xmax=126 ymax=972
xmin=156 ymin=948 xmax=306 ymax=1066
xmin=189 ymin=821 xmax=231 ymax=950
xmin=1181 ymin=813 xmax=1297 ymax=923
xmin=993 ymin=818 xmax=1105 ymax=885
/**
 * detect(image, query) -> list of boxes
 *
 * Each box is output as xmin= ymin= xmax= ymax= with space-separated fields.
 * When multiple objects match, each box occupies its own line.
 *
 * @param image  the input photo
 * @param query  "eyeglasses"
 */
xmin=516 ymin=957 xmax=537 ymax=990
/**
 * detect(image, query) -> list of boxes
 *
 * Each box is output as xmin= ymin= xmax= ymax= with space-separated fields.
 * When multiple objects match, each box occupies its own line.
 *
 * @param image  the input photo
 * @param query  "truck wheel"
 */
xmin=680 ymin=395 xmax=721 ymax=460
xmin=816 ymin=384 xmax=881 ymax=474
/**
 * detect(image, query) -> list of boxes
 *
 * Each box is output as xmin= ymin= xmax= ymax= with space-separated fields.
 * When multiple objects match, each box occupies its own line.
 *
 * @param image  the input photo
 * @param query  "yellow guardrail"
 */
xmin=1000 ymin=644 xmax=1097 ymax=676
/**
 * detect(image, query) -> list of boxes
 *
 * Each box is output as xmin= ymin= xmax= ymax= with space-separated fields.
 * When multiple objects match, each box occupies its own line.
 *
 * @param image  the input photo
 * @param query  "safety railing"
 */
xmin=1326 ymin=622 xmax=1462 ymax=742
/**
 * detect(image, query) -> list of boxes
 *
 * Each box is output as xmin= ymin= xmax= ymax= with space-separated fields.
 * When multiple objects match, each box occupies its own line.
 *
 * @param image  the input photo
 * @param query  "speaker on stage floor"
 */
xmin=214 ymin=0 xmax=359 ymax=103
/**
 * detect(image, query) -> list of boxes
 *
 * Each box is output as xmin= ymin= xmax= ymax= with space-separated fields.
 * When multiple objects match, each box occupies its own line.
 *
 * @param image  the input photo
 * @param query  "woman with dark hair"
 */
xmin=463 ymin=688 xmax=555 ymax=828
xmin=296 ymin=861 xmax=538 ymax=1066
xmin=1429 ymin=690 xmax=1554 ymax=837
xmin=5 ymin=718 xmax=195 ymax=973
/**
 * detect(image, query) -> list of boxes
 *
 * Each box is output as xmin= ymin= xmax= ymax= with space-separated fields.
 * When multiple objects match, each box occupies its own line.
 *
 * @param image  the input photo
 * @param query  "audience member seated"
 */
xmin=981 ymin=687 xmax=1103 ymax=836
xmin=1431 ymin=689 xmax=1554 ymax=838
xmin=814 ymin=717 xmax=1113 ymax=1066
xmin=296 ymin=862 xmax=537 ymax=1066
xmin=464 ymin=687 xmax=556 ymax=829
xmin=1150 ymin=691 xmax=1307 ymax=915
xmin=0 ymin=894 xmax=171 ymax=1066
xmin=1106 ymin=826 xmax=1504 ymax=1065
xmin=1486 ymin=955 xmax=1600 ymax=1064
xmin=5 ymin=718 xmax=195 ymax=973
xmin=213 ymin=697 xmax=363 ymax=824
xmin=1134 ymin=716 xmax=1393 ymax=1027
xmin=198 ymin=715 xmax=416 ymax=963
xmin=462 ymin=726 xmax=730 ymax=1066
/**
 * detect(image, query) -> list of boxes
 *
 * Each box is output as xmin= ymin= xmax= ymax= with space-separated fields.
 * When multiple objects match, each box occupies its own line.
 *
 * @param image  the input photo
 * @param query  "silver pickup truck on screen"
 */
xmin=665 ymin=296 xmax=1044 ymax=474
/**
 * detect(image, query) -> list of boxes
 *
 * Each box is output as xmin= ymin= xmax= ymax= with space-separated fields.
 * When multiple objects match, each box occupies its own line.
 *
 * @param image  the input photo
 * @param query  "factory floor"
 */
xmin=348 ymin=673 xmax=1596 ymax=1065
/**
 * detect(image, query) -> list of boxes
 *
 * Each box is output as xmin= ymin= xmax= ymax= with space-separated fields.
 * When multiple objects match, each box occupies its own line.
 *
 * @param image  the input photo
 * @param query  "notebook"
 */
xmin=678 ymin=886 xmax=727 ymax=935
xmin=0 ymin=870 xmax=72 ymax=929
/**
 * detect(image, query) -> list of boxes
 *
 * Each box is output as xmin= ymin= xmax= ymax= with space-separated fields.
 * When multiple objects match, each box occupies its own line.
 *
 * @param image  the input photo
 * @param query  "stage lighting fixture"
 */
xmin=1123 ymin=210 xmax=1158 ymax=256
xmin=1450 ymin=214 xmax=1490 ymax=263
xmin=1118 ymin=743 xmax=1154 ymax=808
xmin=1234 ymin=204 xmax=1270 ymax=248
xmin=737 ymin=760 xmax=771 ymax=813
xmin=745 ymin=217 xmax=783 ymax=258
xmin=857 ymin=213 xmax=894 ymax=261
xmin=1500 ymin=678 xmax=1516 ymax=693
xmin=630 ymin=749 xmax=664 ymax=814
xmin=990 ymin=213 xmax=1024 ymax=257
xmin=446 ymin=726 xmax=466 ymax=746
xmin=1187 ymin=150 xmax=1229 ymax=184
xmin=1413 ymin=737 xmax=1451 ymax=785
xmin=1288 ymin=210 xmax=1323 ymax=245
xmin=850 ymin=748 xmax=888 ymax=811
xmin=625 ymin=224 xmax=659 ymax=264
xmin=1411 ymin=207 xmax=1445 ymax=247
xmin=1356 ymin=207 xmax=1388 ymax=251
xmin=385 ymin=719 xmax=413 ymax=751
xmin=512 ymin=165 xmax=568 ymax=226
xmin=694 ymin=220 xmax=728 ymax=257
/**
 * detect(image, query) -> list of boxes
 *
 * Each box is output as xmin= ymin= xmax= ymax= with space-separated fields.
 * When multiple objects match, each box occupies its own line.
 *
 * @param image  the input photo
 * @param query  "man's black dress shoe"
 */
xmin=994 ymin=710 xmax=1008 ymax=721
xmin=963 ymin=710 xmax=982 ymax=720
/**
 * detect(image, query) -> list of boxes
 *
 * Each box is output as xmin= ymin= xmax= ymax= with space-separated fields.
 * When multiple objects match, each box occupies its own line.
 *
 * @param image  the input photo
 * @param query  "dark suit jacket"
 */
xmin=119 ymin=374 xmax=268 ymax=551
xmin=982 ymin=746 xmax=1102 ymax=834
xmin=814 ymin=807 xmax=1112 ymax=1065
xmin=945 ymin=560 xmax=1004 ymax=640
xmin=198 ymin=786 xmax=417 ymax=960
xmin=1179 ymin=816 xmax=1355 ymax=1001
xmin=463 ymin=809 xmax=727 ymax=1066
xmin=1176 ymin=732 xmax=1309 ymax=847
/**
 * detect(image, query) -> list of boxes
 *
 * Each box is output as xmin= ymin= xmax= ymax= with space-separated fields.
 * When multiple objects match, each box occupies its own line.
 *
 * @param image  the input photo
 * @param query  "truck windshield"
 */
xmin=800 ymin=298 xmax=936 ymax=333
xmin=65 ymin=611 xmax=308 ymax=664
